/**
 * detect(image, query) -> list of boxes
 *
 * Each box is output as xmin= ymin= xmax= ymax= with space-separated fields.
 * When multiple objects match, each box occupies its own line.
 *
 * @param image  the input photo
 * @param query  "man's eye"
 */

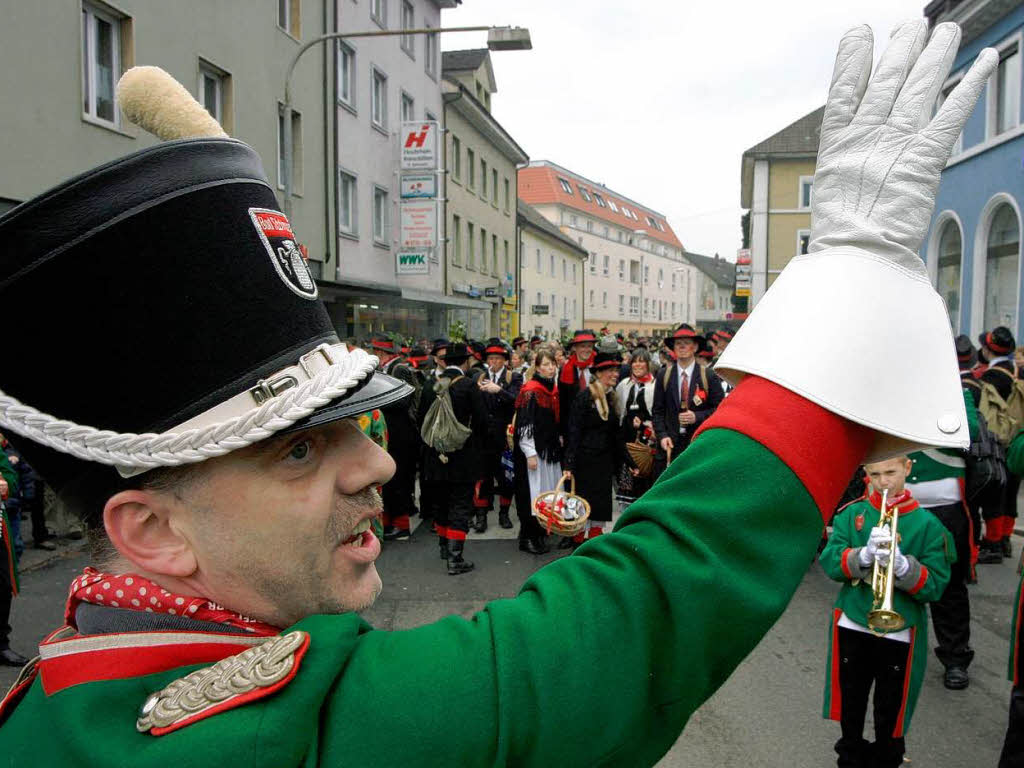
xmin=288 ymin=440 xmax=312 ymax=461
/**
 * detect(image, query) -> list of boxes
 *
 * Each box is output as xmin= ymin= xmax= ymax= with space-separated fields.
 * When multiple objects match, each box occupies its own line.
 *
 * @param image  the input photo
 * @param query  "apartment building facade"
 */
xmin=442 ymin=49 xmax=528 ymax=340
xmin=740 ymin=106 xmax=822 ymax=308
xmin=922 ymin=0 xmax=1024 ymax=338
xmin=517 ymin=200 xmax=587 ymax=339
xmin=685 ymin=251 xmax=737 ymax=329
xmin=1 ymin=1 xmax=332 ymax=283
xmin=519 ymin=161 xmax=696 ymax=337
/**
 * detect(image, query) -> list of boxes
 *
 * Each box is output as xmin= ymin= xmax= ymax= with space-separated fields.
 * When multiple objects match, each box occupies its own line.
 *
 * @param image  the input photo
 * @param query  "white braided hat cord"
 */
xmin=0 ymin=348 xmax=379 ymax=471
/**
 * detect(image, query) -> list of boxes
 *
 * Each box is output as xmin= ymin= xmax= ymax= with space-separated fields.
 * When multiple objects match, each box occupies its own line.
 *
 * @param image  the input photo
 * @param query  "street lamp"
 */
xmin=281 ymin=25 xmax=531 ymax=222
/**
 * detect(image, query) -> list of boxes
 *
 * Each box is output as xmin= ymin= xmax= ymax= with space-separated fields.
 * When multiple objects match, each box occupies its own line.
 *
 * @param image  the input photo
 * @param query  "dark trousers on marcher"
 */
xmin=429 ymin=481 xmax=473 ymax=541
xmin=927 ymin=502 xmax=974 ymax=669
xmin=382 ymin=445 xmax=417 ymax=532
xmin=1000 ymin=686 xmax=1024 ymax=768
xmin=835 ymin=627 xmax=912 ymax=768
xmin=0 ymin=515 xmax=12 ymax=649
xmin=475 ymin=449 xmax=513 ymax=515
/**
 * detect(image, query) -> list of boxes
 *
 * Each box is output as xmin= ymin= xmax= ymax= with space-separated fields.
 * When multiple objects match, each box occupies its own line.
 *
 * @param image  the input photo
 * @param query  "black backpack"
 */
xmin=965 ymin=409 xmax=1008 ymax=503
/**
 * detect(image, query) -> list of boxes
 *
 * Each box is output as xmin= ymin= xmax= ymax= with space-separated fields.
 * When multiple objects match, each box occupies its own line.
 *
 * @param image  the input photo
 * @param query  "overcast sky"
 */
xmin=441 ymin=0 xmax=928 ymax=261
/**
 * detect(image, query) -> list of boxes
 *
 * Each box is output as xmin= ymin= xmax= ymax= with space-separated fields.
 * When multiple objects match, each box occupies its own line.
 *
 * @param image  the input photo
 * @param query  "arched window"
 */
xmin=984 ymin=203 xmax=1021 ymax=331
xmin=936 ymin=219 xmax=962 ymax=332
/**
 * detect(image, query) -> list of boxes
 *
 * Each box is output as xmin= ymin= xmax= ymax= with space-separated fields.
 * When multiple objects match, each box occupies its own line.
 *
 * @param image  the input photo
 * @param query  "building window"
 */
xmin=996 ymin=43 xmax=1021 ymax=136
xmin=452 ymin=214 xmax=462 ymax=265
xmin=589 ymin=252 xmax=596 ymax=274
xmin=492 ymin=234 xmax=498 ymax=275
xmin=572 ymin=262 xmax=577 ymax=284
xmin=481 ymin=159 xmax=488 ymax=199
xmin=578 ymin=186 xmax=592 ymax=202
xmin=602 ymin=254 xmax=609 ymax=276
xmin=371 ymin=0 xmax=386 ymax=28
xmin=629 ymin=261 xmax=640 ymax=284
xmin=451 ymin=135 xmax=461 ymax=181
xmin=338 ymin=169 xmax=357 ymax=235
xmin=587 ymin=219 xmax=593 ymax=232
xmin=82 ymin=3 xmax=125 ymax=125
xmin=549 ymin=253 xmax=555 ymax=277
xmin=558 ymin=178 xmax=573 ymax=194
xmin=371 ymin=69 xmax=387 ymax=130
xmin=799 ymin=176 xmax=814 ymax=209
xmin=618 ymin=259 xmax=625 ymax=281
xmin=562 ymin=259 xmax=567 ymax=282
xmin=479 ymin=228 xmax=487 ymax=274
xmin=797 ymin=229 xmax=811 ymax=255
xmin=536 ymin=248 xmax=541 ymax=272
xmin=563 ymin=296 xmax=569 ymax=319
xmin=198 ymin=61 xmax=229 ymax=129
xmin=401 ymin=1 xmax=414 ymax=55
xmin=602 ymin=291 xmax=607 ymax=308
xmin=503 ymin=240 xmax=509 ymax=277
xmin=570 ymin=214 xmax=578 ymax=227
xmin=277 ymin=0 xmax=301 ymax=37
xmin=504 ymin=178 xmax=510 ymax=212
xmin=671 ymin=301 xmax=676 ymax=316
xmin=617 ymin=294 xmax=624 ymax=315
xmin=629 ymin=296 xmax=640 ymax=316
xmin=467 ymin=222 xmax=475 ymax=268
xmin=491 ymin=169 xmax=498 ymax=205
xmin=608 ymin=199 xmax=618 ymax=212
xmin=400 ymin=92 xmax=414 ymax=123
xmin=425 ymin=32 xmax=438 ymax=78
xmin=337 ymin=42 xmax=355 ymax=109
xmin=373 ymin=185 xmax=389 ymax=244
xmin=935 ymin=218 xmax=962 ymax=331
xmin=984 ymin=203 xmax=1020 ymax=330
xmin=467 ymin=148 xmax=476 ymax=189
xmin=589 ymin=290 xmax=594 ymax=306
xmin=594 ymin=192 xmax=607 ymax=208
xmin=276 ymin=103 xmax=302 ymax=192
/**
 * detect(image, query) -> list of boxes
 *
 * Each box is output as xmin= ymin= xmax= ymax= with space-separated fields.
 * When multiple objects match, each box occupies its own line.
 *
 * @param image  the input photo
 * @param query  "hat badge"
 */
xmin=249 ymin=208 xmax=317 ymax=300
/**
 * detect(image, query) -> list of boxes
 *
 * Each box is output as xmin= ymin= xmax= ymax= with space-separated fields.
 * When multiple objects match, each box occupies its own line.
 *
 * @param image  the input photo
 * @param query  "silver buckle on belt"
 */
xmin=299 ymin=343 xmax=335 ymax=378
xmin=249 ymin=375 xmax=299 ymax=405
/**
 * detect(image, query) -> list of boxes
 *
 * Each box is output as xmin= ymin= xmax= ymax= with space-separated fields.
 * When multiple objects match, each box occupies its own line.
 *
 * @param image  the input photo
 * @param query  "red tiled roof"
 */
xmin=518 ymin=163 xmax=684 ymax=250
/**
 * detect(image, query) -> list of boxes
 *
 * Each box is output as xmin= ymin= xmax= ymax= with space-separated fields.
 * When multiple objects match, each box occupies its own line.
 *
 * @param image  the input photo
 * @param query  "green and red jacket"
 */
xmin=820 ymin=492 xmax=954 ymax=735
xmin=0 ymin=377 xmax=874 ymax=767
xmin=0 ymin=449 xmax=18 ymax=595
xmin=1005 ymin=429 xmax=1024 ymax=687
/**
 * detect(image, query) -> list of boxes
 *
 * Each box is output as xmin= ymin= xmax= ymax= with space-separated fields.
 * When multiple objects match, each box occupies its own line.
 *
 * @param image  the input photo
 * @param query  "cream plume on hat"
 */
xmin=116 ymin=65 xmax=227 ymax=140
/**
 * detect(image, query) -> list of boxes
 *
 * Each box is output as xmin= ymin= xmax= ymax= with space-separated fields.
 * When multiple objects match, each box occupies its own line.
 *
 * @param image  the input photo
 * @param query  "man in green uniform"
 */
xmin=999 ymin=429 xmax=1024 ymax=767
xmin=0 ymin=21 xmax=998 ymax=767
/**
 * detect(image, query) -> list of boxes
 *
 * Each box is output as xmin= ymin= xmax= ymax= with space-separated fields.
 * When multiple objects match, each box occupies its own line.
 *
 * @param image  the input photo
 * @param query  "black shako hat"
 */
xmin=979 ymin=326 xmax=1016 ymax=356
xmin=665 ymin=323 xmax=706 ymax=349
xmin=0 ymin=137 xmax=411 ymax=517
xmin=954 ymin=334 xmax=977 ymax=367
xmin=483 ymin=337 xmax=510 ymax=359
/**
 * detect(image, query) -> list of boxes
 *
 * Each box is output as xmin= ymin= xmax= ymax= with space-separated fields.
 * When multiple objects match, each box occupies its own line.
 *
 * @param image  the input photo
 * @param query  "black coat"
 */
xmin=981 ymin=359 xmax=1019 ymax=401
xmin=652 ymin=361 xmax=724 ymax=452
xmin=418 ymin=367 xmax=489 ymax=483
xmin=480 ymin=366 xmax=523 ymax=452
xmin=564 ymin=384 xmax=632 ymax=522
xmin=380 ymin=358 xmax=419 ymax=456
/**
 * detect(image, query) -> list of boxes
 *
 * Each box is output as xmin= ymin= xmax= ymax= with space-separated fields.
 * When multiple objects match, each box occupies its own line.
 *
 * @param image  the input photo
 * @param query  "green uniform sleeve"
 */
xmin=820 ymin=509 xmax=856 ymax=583
xmin=0 ymin=451 xmax=17 ymax=495
xmin=963 ymin=387 xmax=979 ymax=443
xmin=895 ymin=523 xmax=953 ymax=604
xmin=1008 ymin=429 xmax=1024 ymax=476
xmin=320 ymin=426 xmax=828 ymax=767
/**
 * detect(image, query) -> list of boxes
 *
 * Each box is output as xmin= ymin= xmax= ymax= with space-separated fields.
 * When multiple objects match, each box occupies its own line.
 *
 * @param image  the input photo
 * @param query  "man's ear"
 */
xmin=103 ymin=489 xmax=197 ymax=578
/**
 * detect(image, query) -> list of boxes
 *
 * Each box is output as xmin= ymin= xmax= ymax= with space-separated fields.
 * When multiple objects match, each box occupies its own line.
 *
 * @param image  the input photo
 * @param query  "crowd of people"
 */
xmin=358 ymin=324 xmax=737 ymax=574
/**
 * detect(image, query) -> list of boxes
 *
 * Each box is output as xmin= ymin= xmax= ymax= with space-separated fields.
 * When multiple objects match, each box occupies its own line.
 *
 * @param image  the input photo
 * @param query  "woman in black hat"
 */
xmin=614 ymin=348 xmax=656 ymax=505
xmin=563 ymin=348 xmax=637 ymax=546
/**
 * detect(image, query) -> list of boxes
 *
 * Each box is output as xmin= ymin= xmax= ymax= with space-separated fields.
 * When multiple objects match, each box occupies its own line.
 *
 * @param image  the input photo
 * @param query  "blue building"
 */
xmin=923 ymin=0 xmax=1024 ymax=339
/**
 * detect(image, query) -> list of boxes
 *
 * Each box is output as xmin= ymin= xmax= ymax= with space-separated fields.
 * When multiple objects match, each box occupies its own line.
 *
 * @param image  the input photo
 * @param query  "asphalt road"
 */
xmin=3 ymin=522 xmax=1021 ymax=766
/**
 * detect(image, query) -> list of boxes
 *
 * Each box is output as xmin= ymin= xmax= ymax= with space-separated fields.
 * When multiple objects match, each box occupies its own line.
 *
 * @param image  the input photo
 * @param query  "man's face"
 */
xmin=486 ymin=354 xmax=505 ymax=373
xmin=435 ymin=348 xmax=446 ymax=365
xmin=169 ymin=419 xmax=395 ymax=627
xmin=673 ymin=338 xmax=697 ymax=362
xmin=575 ymin=342 xmax=595 ymax=361
xmin=596 ymin=367 xmax=619 ymax=389
xmin=864 ymin=457 xmax=912 ymax=496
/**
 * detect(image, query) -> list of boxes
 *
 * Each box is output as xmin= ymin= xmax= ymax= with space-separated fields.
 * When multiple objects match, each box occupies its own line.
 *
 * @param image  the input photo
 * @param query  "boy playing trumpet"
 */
xmin=820 ymin=457 xmax=955 ymax=767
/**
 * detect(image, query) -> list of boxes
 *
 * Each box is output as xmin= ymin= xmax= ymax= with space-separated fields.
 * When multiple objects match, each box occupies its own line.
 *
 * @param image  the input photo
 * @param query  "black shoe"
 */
xmin=33 ymin=540 xmax=57 ymax=551
xmin=557 ymin=536 xmax=577 ymax=550
xmin=447 ymin=541 xmax=474 ymax=575
xmin=978 ymin=545 xmax=1004 ymax=564
xmin=0 ymin=647 xmax=28 ymax=667
xmin=439 ymin=538 xmax=449 ymax=560
xmin=1002 ymin=537 xmax=1013 ymax=558
xmin=944 ymin=666 xmax=969 ymax=690
xmin=473 ymin=514 xmax=488 ymax=534
xmin=519 ymin=538 xmax=548 ymax=555
xmin=498 ymin=510 xmax=513 ymax=529
xmin=383 ymin=527 xmax=410 ymax=541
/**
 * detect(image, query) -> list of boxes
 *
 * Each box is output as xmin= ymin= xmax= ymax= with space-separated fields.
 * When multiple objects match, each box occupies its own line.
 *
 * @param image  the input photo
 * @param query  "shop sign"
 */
xmin=735 ymin=264 xmax=751 ymax=277
xmin=400 ymin=174 xmax=437 ymax=199
xmin=484 ymin=287 xmax=498 ymax=297
xmin=532 ymin=304 xmax=549 ymax=315
xmin=396 ymin=250 xmax=429 ymax=275
xmin=735 ymin=287 xmax=751 ymax=297
xmin=400 ymin=121 xmax=439 ymax=170
xmin=736 ymin=248 xmax=752 ymax=266
xmin=400 ymin=200 xmax=437 ymax=249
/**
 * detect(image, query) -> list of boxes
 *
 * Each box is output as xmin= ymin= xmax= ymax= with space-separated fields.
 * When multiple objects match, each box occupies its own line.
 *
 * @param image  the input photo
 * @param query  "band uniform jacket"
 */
xmin=652 ymin=362 xmax=725 ymax=451
xmin=0 ymin=377 xmax=878 ymax=767
xmin=481 ymin=367 xmax=523 ymax=453
xmin=417 ymin=368 xmax=488 ymax=484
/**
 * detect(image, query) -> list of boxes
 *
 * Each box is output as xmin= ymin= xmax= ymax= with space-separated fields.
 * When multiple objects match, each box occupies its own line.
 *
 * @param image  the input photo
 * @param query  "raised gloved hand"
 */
xmin=718 ymin=21 xmax=998 ymax=461
xmin=875 ymin=542 xmax=910 ymax=579
xmin=858 ymin=526 xmax=890 ymax=567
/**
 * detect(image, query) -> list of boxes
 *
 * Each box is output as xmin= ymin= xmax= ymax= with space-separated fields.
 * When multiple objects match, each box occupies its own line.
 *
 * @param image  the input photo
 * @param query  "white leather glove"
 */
xmin=876 ymin=543 xmax=910 ymax=579
xmin=717 ymin=21 xmax=998 ymax=462
xmin=858 ymin=526 xmax=889 ymax=566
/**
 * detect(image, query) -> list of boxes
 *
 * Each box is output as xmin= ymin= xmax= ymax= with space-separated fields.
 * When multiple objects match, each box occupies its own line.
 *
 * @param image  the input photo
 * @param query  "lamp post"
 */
xmin=281 ymin=25 xmax=531 ymax=222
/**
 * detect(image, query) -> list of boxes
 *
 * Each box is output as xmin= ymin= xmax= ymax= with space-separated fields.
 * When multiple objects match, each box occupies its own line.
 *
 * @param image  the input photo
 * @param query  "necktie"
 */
xmin=679 ymin=369 xmax=689 ymax=407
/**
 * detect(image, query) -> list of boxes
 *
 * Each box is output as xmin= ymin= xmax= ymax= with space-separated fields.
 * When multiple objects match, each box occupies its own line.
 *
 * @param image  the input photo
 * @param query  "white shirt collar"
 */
xmin=988 ymin=355 xmax=1011 ymax=366
xmin=676 ymin=359 xmax=696 ymax=380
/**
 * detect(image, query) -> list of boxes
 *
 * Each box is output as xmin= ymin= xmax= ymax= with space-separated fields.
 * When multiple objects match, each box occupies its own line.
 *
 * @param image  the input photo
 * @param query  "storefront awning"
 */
xmin=401 ymin=287 xmax=492 ymax=310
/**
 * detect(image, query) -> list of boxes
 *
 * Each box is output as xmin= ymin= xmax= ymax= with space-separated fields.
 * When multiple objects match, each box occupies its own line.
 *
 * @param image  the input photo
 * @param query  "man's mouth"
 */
xmin=341 ymin=518 xmax=373 ymax=546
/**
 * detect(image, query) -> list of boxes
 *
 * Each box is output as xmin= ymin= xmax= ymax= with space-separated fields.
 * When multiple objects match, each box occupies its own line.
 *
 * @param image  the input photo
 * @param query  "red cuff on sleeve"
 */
xmin=907 ymin=565 xmax=929 ymax=595
xmin=693 ymin=376 xmax=873 ymax=522
xmin=840 ymin=548 xmax=854 ymax=579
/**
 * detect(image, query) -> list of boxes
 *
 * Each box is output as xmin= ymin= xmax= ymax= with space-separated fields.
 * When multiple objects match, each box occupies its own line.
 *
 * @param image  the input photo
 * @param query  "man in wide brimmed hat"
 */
xmin=557 ymin=329 xmax=598 ymax=435
xmin=0 ymin=20 xmax=994 ymax=767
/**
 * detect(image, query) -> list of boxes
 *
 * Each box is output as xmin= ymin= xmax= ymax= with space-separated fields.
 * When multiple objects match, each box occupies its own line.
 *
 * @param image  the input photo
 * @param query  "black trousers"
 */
xmin=926 ymin=502 xmax=974 ymax=669
xmin=835 ymin=627 xmax=912 ymax=768
xmin=382 ymin=443 xmax=417 ymax=528
xmin=476 ymin=448 xmax=513 ymax=514
xmin=1000 ymin=687 xmax=1024 ymax=768
xmin=428 ymin=481 xmax=473 ymax=538
xmin=0 ymin=510 xmax=12 ymax=648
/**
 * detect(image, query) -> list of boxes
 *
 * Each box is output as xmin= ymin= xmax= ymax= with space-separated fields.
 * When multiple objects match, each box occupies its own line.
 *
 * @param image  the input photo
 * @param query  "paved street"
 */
xmin=4 ymin=519 xmax=1021 ymax=766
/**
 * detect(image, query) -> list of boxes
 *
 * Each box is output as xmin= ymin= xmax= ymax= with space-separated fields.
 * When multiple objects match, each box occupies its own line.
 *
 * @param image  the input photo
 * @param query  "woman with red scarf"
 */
xmin=557 ymin=330 xmax=597 ymax=437
xmin=513 ymin=349 xmax=561 ymax=555
xmin=615 ymin=348 xmax=656 ymax=504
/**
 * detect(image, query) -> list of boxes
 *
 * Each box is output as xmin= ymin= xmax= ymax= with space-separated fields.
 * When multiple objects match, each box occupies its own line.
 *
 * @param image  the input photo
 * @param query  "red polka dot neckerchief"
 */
xmin=65 ymin=567 xmax=281 ymax=636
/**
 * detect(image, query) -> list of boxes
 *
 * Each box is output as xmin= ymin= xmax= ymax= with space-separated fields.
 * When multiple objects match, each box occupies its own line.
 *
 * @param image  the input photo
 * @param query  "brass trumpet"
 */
xmin=868 ymin=489 xmax=906 ymax=634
